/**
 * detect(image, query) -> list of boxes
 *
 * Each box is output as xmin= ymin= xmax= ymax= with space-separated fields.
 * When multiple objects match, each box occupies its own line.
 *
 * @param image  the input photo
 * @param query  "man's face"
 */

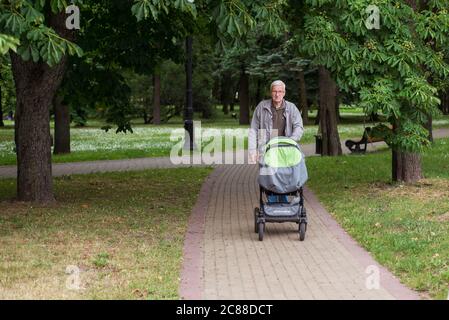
xmin=271 ymin=85 xmax=285 ymax=105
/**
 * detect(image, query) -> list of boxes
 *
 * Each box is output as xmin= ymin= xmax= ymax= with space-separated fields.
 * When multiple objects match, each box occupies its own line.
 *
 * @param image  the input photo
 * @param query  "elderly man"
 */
xmin=249 ymin=80 xmax=304 ymax=164
xmin=249 ymin=80 xmax=304 ymax=203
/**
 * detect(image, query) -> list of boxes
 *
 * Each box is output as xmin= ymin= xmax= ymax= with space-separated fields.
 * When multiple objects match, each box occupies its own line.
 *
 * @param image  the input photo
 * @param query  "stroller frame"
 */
xmin=254 ymin=186 xmax=308 ymax=241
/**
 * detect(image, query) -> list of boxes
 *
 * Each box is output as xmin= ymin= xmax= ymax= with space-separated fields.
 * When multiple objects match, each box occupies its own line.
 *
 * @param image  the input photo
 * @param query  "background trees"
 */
xmin=1 ymin=0 xmax=449 ymax=203
xmin=0 ymin=55 xmax=15 ymax=127
xmin=0 ymin=0 xmax=194 ymax=202
xmin=300 ymin=0 xmax=449 ymax=181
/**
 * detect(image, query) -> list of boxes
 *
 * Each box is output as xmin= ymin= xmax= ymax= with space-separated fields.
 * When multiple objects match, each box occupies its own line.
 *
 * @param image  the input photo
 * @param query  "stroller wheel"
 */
xmin=254 ymin=208 xmax=260 ymax=233
xmin=299 ymin=222 xmax=306 ymax=241
xmin=258 ymin=222 xmax=265 ymax=241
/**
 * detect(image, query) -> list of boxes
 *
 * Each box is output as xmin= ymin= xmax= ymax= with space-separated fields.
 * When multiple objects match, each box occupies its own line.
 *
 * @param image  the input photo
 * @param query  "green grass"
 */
xmin=1 ymin=111 xmax=448 ymax=166
xmin=306 ymin=138 xmax=449 ymax=299
xmin=0 ymin=167 xmax=213 ymax=299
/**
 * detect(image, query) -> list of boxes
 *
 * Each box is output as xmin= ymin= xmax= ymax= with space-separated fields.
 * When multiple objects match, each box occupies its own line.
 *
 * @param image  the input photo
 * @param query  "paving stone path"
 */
xmin=179 ymin=165 xmax=420 ymax=300
xmin=3 ymin=129 xmax=447 ymax=299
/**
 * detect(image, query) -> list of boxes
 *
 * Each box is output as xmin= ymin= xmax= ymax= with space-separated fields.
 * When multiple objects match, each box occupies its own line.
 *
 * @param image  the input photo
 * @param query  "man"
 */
xmin=248 ymin=80 xmax=304 ymax=163
xmin=248 ymin=80 xmax=304 ymax=203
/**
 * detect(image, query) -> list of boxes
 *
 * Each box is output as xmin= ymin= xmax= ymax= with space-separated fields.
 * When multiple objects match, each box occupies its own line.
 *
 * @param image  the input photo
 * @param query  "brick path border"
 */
xmin=179 ymin=166 xmax=226 ymax=300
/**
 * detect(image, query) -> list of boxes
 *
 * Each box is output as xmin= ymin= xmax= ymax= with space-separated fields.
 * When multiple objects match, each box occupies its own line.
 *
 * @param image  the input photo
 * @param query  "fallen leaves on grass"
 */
xmin=433 ymin=212 xmax=449 ymax=222
xmin=369 ymin=179 xmax=449 ymax=201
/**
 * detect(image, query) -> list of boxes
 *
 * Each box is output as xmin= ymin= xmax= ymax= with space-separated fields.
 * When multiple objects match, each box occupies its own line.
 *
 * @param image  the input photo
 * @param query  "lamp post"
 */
xmin=184 ymin=36 xmax=194 ymax=151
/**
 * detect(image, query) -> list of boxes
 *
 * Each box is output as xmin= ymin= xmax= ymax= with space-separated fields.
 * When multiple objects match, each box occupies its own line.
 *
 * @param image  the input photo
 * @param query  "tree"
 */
xmin=247 ymin=34 xmax=312 ymax=124
xmin=53 ymin=93 xmax=71 ymax=154
xmin=52 ymin=0 xmax=195 ymax=154
xmin=1 ymin=1 xmax=83 ymax=202
xmin=298 ymin=70 xmax=309 ymax=125
xmin=0 ymin=79 xmax=3 ymax=127
xmin=440 ymin=89 xmax=449 ymax=115
xmin=133 ymin=0 xmax=289 ymax=124
xmin=152 ymin=70 xmax=161 ymax=125
xmin=0 ymin=0 xmax=193 ymax=202
xmin=319 ymin=66 xmax=342 ymax=155
xmin=300 ymin=0 xmax=449 ymax=182
xmin=0 ymin=55 xmax=16 ymax=126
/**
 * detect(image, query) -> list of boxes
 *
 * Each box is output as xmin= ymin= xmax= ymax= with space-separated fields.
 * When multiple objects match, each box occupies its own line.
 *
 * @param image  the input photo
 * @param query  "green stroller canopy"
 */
xmin=263 ymin=137 xmax=302 ymax=168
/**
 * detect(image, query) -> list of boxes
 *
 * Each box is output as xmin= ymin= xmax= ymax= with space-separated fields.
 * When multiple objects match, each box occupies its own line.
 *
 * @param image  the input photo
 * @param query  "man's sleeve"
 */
xmin=290 ymin=105 xmax=304 ymax=142
xmin=248 ymin=104 xmax=260 ymax=152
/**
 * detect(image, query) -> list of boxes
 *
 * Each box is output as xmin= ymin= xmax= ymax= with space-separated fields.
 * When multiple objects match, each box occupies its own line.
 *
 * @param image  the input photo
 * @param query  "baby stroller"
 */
xmin=254 ymin=137 xmax=308 ymax=241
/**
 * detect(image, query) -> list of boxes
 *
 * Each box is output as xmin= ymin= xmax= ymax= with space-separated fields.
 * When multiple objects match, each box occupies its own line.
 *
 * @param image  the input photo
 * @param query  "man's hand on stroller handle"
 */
xmin=249 ymin=151 xmax=259 ymax=164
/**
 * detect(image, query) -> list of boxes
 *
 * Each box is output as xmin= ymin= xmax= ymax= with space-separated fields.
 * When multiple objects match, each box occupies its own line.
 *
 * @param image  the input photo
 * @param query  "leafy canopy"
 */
xmin=0 ymin=0 xmax=84 ymax=65
xmin=300 ymin=0 xmax=449 ymax=152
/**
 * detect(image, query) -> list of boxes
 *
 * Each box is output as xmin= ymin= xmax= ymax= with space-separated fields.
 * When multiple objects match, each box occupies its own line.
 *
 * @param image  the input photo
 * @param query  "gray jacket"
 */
xmin=249 ymin=99 xmax=304 ymax=153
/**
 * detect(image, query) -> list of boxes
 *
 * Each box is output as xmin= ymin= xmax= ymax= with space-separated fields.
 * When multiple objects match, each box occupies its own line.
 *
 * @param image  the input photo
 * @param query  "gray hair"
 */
xmin=270 ymin=80 xmax=286 ymax=91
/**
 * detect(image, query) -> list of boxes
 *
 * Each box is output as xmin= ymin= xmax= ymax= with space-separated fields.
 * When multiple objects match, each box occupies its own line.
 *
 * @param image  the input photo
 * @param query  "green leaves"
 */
xmin=131 ymin=0 xmax=195 ymax=22
xmin=0 ymin=1 xmax=83 ymax=65
xmin=211 ymin=1 xmax=256 ymax=39
xmin=50 ymin=0 xmax=68 ymax=13
xmin=40 ymin=37 xmax=65 ymax=66
xmin=27 ymin=26 xmax=46 ymax=42
xmin=302 ymin=0 xmax=449 ymax=153
xmin=389 ymin=120 xmax=431 ymax=153
xmin=0 ymin=13 xmax=27 ymax=35
xmin=0 ymin=34 xmax=20 ymax=55
xmin=254 ymin=1 xmax=287 ymax=36
xmin=359 ymin=78 xmax=402 ymax=120
xmin=22 ymin=5 xmax=45 ymax=24
xmin=132 ymin=0 xmax=160 ymax=21
xmin=16 ymin=25 xmax=83 ymax=66
xmin=401 ymin=77 xmax=441 ymax=112
xmin=173 ymin=0 xmax=196 ymax=17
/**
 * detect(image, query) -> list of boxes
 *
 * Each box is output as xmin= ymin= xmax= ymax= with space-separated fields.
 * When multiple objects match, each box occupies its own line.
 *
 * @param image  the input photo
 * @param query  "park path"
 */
xmin=2 ymin=129 xmax=448 ymax=299
xmin=1 ymin=128 xmax=448 ymax=179
xmin=179 ymin=164 xmax=420 ymax=300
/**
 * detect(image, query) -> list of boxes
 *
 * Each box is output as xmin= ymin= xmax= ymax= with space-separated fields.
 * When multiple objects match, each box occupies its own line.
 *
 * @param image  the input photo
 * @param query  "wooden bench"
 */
xmin=345 ymin=127 xmax=384 ymax=154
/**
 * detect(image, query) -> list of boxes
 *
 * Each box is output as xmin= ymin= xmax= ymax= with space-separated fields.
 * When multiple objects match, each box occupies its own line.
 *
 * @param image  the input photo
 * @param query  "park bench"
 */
xmin=345 ymin=127 xmax=384 ymax=154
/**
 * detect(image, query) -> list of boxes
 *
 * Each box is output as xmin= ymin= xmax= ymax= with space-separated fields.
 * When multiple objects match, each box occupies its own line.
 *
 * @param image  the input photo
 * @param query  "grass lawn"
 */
xmin=0 ymin=167 xmax=213 ymax=299
xmin=1 ymin=110 xmax=448 ymax=166
xmin=306 ymin=138 xmax=449 ymax=299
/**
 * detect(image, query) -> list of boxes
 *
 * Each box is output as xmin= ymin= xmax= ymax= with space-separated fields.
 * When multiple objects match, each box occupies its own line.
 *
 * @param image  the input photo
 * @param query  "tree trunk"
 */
xmin=314 ymin=95 xmax=320 ymax=125
xmin=314 ymin=107 xmax=320 ymax=125
xmin=255 ymin=78 xmax=262 ymax=109
xmin=152 ymin=71 xmax=161 ymax=125
xmin=369 ymin=112 xmax=379 ymax=122
xmin=222 ymin=101 xmax=229 ymax=115
xmin=335 ymin=90 xmax=341 ymax=124
xmin=53 ymin=94 xmax=71 ymax=154
xmin=425 ymin=115 xmax=433 ymax=143
xmin=238 ymin=69 xmax=250 ymax=125
xmin=0 ymin=85 xmax=4 ymax=127
xmin=391 ymin=122 xmax=422 ymax=183
xmin=392 ymin=150 xmax=422 ymax=183
xmin=392 ymin=0 xmax=422 ymax=183
xmin=143 ymin=109 xmax=149 ymax=124
xmin=10 ymin=11 xmax=73 ymax=203
xmin=221 ymin=73 xmax=232 ymax=115
xmin=440 ymin=90 xmax=449 ymax=115
xmin=221 ymin=77 xmax=229 ymax=114
xmin=318 ymin=66 xmax=342 ymax=156
xmin=298 ymin=71 xmax=309 ymax=125
xmin=230 ymin=83 xmax=238 ymax=112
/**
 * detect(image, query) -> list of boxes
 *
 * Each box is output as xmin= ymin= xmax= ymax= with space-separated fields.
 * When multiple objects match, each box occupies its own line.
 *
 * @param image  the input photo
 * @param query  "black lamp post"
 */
xmin=184 ymin=36 xmax=194 ymax=151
